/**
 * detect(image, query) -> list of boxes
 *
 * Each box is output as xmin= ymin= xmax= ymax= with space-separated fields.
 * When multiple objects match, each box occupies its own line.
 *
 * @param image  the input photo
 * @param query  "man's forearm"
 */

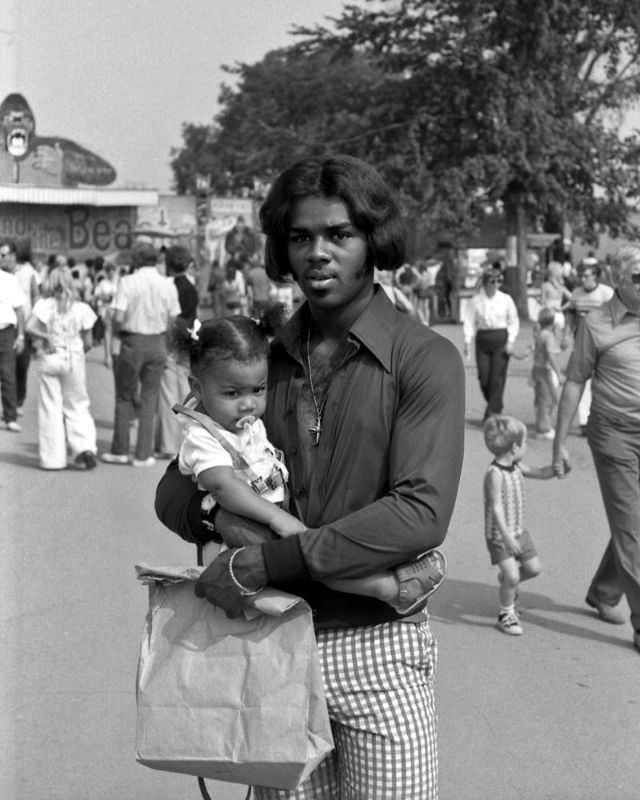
xmin=15 ymin=307 xmax=25 ymax=337
xmin=553 ymin=379 xmax=583 ymax=458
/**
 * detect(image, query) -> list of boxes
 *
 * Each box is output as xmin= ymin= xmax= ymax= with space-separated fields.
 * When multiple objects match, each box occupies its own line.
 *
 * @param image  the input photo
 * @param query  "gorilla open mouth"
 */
xmin=7 ymin=128 xmax=28 ymax=158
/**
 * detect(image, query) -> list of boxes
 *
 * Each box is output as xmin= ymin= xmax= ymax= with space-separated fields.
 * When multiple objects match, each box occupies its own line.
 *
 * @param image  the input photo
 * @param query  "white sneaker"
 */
xmin=6 ymin=420 xmax=22 ymax=432
xmin=100 ymin=452 xmax=130 ymax=465
xmin=132 ymin=456 xmax=156 ymax=467
xmin=535 ymin=429 xmax=555 ymax=440
xmin=497 ymin=610 xmax=523 ymax=636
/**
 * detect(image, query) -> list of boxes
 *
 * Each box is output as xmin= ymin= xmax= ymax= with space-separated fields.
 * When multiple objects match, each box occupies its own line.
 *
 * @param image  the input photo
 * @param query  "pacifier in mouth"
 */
xmin=235 ymin=415 xmax=257 ymax=430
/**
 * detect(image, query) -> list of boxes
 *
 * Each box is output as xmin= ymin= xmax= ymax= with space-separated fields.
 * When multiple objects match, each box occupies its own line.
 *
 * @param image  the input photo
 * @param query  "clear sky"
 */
xmin=5 ymin=0 xmax=349 ymax=191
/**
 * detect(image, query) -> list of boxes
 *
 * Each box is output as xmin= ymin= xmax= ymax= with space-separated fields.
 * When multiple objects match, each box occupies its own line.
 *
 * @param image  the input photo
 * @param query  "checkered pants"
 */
xmin=253 ymin=619 xmax=438 ymax=800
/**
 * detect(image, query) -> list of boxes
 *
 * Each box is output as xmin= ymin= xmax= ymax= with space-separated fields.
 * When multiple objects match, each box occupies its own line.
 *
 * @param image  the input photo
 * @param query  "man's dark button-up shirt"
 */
xmin=262 ymin=287 xmax=465 ymax=628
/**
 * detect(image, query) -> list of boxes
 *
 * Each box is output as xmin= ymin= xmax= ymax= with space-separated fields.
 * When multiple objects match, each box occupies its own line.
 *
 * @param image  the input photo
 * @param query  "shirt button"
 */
xmin=295 ymin=487 xmax=307 ymax=498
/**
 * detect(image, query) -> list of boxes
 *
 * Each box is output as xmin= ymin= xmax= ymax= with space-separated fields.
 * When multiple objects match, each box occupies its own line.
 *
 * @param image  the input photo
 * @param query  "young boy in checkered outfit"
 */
xmin=483 ymin=415 xmax=559 ymax=635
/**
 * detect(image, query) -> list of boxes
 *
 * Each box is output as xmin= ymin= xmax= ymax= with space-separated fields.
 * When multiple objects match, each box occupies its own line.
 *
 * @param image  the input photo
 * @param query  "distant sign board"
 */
xmin=136 ymin=194 xmax=197 ymax=248
xmin=0 ymin=203 xmax=134 ymax=258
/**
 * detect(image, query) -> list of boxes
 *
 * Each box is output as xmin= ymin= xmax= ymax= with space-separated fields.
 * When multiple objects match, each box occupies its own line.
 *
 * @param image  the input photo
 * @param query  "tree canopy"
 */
xmin=171 ymin=0 xmax=640 ymax=253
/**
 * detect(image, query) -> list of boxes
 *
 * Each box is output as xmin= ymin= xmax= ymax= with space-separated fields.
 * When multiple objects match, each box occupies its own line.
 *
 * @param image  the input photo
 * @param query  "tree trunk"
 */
xmin=503 ymin=189 xmax=529 ymax=320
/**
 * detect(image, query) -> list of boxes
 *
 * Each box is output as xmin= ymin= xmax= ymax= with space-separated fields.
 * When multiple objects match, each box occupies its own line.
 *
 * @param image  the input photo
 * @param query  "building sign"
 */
xmin=0 ymin=203 xmax=134 ymax=258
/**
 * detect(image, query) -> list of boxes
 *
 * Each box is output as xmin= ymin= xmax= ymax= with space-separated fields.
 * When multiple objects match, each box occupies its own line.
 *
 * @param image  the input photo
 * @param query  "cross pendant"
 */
xmin=309 ymin=416 xmax=322 ymax=446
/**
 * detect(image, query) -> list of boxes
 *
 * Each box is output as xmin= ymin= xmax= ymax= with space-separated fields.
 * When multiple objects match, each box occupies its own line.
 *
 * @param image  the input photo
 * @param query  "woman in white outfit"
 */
xmin=26 ymin=267 xmax=98 ymax=470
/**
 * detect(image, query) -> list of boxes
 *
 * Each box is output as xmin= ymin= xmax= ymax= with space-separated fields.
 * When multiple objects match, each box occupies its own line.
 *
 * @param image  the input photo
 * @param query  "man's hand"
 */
xmin=195 ymin=545 xmax=268 ymax=617
xmin=13 ymin=334 xmax=24 ymax=354
xmin=552 ymin=442 xmax=571 ymax=478
xmin=504 ymin=341 xmax=515 ymax=356
xmin=214 ymin=508 xmax=280 ymax=548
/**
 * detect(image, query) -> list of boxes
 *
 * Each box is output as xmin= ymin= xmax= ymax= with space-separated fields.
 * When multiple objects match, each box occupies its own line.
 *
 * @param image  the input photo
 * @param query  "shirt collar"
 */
xmin=492 ymin=459 xmax=517 ymax=472
xmin=609 ymin=291 xmax=640 ymax=326
xmin=273 ymin=284 xmax=395 ymax=372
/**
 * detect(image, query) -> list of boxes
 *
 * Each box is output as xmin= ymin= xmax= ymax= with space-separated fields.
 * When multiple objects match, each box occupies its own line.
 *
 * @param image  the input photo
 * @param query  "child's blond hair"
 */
xmin=483 ymin=415 xmax=527 ymax=456
xmin=537 ymin=306 xmax=556 ymax=329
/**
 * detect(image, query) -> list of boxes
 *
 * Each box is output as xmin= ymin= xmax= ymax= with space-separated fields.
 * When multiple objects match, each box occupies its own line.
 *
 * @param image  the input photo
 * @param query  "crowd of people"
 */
xmin=2 ymin=155 xmax=640 ymax=799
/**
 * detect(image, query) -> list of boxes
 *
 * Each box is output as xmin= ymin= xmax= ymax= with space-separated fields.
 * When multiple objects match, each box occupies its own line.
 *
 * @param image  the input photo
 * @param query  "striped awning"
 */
xmin=0 ymin=184 xmax=158 ymax=206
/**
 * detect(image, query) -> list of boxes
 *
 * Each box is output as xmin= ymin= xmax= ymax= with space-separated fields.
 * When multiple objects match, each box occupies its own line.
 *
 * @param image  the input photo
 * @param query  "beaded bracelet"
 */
xmin=228 ymin=547 xmax=263 ymax=596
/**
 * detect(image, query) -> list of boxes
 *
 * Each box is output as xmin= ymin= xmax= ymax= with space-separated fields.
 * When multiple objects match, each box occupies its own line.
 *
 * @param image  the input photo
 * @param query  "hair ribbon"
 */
xmin=187 ymin=319 xmax=201 ymax=342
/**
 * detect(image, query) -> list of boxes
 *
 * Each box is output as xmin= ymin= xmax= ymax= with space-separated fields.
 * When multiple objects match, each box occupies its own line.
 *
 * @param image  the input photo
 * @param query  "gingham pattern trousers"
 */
xmin=253 ymin=619 xmax=438 ymax=800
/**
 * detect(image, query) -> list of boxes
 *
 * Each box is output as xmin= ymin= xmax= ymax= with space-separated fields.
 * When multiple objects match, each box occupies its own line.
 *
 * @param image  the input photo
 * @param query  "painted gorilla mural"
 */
xmin=0 ymin=93 xmax=116 ymax=186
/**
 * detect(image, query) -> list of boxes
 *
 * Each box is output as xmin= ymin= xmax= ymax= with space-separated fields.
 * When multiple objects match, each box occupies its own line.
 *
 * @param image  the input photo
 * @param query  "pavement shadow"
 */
xmin=0 ymin=443 xmax=40 ymax=468
xmin=430 ymin=578 xmax=631 ymax=650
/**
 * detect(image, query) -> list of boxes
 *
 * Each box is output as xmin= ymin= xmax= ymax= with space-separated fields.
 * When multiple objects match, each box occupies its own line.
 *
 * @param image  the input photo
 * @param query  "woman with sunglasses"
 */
xmin=463 ymin=263 xmax=520 ymax=420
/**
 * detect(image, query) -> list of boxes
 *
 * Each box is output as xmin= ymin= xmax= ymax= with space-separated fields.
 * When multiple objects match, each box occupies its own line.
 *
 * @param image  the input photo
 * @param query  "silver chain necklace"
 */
xmin=306 ymin=325 xmax=326 ymax=446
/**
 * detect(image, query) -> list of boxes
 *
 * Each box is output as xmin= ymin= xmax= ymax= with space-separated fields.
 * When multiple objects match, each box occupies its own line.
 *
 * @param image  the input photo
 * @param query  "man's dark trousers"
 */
xmin=111 ymin=333 xmax=167 ymax=460
xmin=0 ymin=326 xmax=18 ymax=423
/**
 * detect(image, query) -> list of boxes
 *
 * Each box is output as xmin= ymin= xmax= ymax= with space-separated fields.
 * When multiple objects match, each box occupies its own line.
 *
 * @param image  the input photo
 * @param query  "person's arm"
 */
xmin=25 ymin=311 xmax=53 ymax=353
xmin=197 ymin=465 xmax=306 ymax=537
xmin=79 ymin=303 xmax=97 ymax=352
xmin=81 ymin=329 xmax=93 ymax=352
xmin=13 ymin=307 xmax=25 ymax=353
xmin=552 ymin=379 xmax=584 ymax=476
xmin=519 ymin=462 xmax=557 ymax=480
xmin=504 ymin=294 xmax=519 ymax=354
xmin=484 ymin=469 xmax=521 ymax=555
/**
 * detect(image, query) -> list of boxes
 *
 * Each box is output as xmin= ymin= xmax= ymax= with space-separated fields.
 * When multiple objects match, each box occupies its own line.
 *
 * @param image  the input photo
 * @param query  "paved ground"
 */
xmin=1 ymin=321 xmax=638 ymax=800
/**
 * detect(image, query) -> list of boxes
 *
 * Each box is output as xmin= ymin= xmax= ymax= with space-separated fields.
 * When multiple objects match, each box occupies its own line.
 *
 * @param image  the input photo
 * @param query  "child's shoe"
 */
xmin=391 ymin=549 xmax=447 ymax=615
xmin=497 ymin=610 xmax=523 ymax=635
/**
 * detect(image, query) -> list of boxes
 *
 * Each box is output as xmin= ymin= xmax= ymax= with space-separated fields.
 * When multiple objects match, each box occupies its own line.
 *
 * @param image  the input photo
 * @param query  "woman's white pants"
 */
xmin=37 ymin=349 xmax=97 ymax=469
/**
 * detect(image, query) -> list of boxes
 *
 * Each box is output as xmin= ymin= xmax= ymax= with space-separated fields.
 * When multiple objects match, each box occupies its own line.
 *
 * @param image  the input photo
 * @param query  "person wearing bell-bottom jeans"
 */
xmin=103 ymin=241 xmax=180 ymax=466
xmin=26 ymin=267 xmax=98 ymax=470
xmin=37 ymin=348 xmax=97 ymax=469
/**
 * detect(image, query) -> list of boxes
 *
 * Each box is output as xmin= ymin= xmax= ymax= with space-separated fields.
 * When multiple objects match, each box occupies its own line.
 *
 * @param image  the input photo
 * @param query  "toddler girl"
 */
xmin=173 ymin=315 xmax=446 ymax=615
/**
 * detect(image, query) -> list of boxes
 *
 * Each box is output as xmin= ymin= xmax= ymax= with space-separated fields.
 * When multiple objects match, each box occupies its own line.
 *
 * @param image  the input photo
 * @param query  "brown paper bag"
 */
xmin=134 ymin=565 xmax=334 ymax=790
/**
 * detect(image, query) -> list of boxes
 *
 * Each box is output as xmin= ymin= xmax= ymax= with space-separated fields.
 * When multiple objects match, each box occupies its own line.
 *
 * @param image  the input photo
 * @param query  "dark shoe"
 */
xmin=72 ymin=451 xmax=97 ymax=470
xmin=585 ymin=594 xmax=625 ymax=625
xmin=391 ymin=549 xmax=447 ymax=615
xmin=81 ymin=451 xmax=98 ymax=469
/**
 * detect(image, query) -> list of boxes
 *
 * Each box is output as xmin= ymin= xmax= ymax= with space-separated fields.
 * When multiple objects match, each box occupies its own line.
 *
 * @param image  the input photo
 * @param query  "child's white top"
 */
xmin=177 ymin=413 xmax=288 ymax=507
